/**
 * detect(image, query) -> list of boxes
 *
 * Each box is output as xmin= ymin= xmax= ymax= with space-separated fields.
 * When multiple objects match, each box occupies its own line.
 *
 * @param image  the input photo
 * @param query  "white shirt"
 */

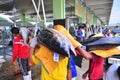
xmin=30 ymin=37 xmax=37 ymax=48
xmin=81 ymin=29 xmax=85 ymax=37
xmin=75 ymin=29 xmax=78 ymax=36
xmin=105 ymin=64 xmax=120 ymax=80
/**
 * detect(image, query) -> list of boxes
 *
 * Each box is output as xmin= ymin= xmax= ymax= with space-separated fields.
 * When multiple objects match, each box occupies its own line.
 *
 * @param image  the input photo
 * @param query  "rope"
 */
xmin=36 ymin=0 xmax=41 ymax=25
xmin=31 ymin=0 xmax=41 ymax=22
xmin=41 ymin=0 xmax=47 ymax=28
xmin=34 ymin=0 xmax=41 ymax=37
xmin=32 ymin=0 xmax=47 ymax=28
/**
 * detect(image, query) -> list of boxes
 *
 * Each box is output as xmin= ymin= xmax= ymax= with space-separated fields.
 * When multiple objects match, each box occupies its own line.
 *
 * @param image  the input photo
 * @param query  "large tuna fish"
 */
xmin=86 ymin=37 xmax=120 ymax=46
xmin=19 ymin=27 xmax=30 ymax=45
xmin=85 ymin=37 xmax=120 ymax=51
xmin=37 ymin=28 xmax=76 ymax=57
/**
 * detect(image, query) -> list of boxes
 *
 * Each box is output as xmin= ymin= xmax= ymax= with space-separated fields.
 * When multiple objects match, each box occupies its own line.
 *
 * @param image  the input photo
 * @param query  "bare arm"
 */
xmin=67 ymin=69 xmax=72 ymax=80
xmin=29 ymin=47 xmax=35 ymax=66
xmin=76 ymin=46 xmax=92 ymax=59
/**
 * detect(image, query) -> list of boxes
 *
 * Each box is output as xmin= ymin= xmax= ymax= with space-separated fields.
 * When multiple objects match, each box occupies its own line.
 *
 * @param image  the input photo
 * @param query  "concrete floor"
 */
xmin=1 ymin=56 xmax=108 ymax=80
xmin=75 ymin=59 xmax=89 ymax=80
xmin=0 ymin=47 xmax=107 ymax=80
xmin=0 ymin=46 xmax=89 ymax=80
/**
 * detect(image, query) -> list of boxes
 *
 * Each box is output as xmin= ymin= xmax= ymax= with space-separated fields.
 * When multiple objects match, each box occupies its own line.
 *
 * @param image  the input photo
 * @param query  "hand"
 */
xmin=12 ymin=61 xmax=17 ymax=66
xmin=82 ymin=72 xmax=88 ymax=80
xmin=29 ymin=61 xmax=35 ymax=66
xmin=29 ymin=58 xmax=35 ymax=66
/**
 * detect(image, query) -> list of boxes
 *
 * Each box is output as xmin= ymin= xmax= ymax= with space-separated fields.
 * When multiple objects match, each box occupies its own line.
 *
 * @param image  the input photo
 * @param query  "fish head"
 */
xmin=37 ymin=28 xmax=54 ymax=44
xmin=20 ymin=27 xmax=30 ymax=44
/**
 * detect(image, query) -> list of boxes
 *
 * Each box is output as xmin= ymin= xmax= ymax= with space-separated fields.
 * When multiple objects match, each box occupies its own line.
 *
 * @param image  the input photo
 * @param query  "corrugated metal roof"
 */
xmin=0 ymin=0 xmax=113 ymax=25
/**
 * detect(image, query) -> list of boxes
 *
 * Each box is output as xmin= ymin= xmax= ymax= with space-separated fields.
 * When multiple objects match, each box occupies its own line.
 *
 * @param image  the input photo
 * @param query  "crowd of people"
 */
xmin=10 ymin=23 xmax=120 ymax=80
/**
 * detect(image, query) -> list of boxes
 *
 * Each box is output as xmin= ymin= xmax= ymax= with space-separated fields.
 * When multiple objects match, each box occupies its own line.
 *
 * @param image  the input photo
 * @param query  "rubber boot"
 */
xmin=28 ymin=71 xmax=32 ymax=80
xmin=23 ymin=75 xmax=30 ymax=80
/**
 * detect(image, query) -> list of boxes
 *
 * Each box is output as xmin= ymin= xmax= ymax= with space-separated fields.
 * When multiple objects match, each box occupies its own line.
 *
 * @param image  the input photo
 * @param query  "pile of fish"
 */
xmin=37 ymin=28 xmax=76 ymax=57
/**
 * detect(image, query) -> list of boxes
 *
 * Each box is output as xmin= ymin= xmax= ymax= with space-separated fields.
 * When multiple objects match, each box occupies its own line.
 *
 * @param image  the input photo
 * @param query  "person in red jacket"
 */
xmin=82 ymin=52 xmax=104 ymax=80
xmin=11 ymin=27 xmax=32 ymax=80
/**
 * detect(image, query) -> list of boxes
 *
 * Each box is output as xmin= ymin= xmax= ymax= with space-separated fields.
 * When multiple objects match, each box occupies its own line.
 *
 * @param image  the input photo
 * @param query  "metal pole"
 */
xmin=32 ymin=0 xmax=41 ymax=22
xmin=41 ymin=0 xmax=47 ymax=28
xmin=34 ymin=0 xmax=41 ymax=37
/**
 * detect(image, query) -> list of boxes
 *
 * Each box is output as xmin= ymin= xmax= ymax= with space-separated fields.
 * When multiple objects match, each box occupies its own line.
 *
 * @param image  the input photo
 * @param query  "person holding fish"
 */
xmin=29 ymin=24 xmax=92 ymax=80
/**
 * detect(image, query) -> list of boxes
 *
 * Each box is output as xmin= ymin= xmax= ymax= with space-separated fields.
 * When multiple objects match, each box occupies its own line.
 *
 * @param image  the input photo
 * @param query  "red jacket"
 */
xmin=12 ymin=35 xmax=30 ymax=62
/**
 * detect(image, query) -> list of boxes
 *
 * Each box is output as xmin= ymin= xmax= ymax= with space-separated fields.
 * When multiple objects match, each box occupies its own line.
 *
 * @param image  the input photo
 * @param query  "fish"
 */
xmin=85 ymin=37 xmax=120 ymax=51
xmin=37 ymin=28 xmax=76 ymax=57
xmin=19 ymin=27 xmax=30 ymax=45
xmin=81 ymin=37 xmax=103 ymax=45
xmin=86 ymin=37 xmax=120 ymax=46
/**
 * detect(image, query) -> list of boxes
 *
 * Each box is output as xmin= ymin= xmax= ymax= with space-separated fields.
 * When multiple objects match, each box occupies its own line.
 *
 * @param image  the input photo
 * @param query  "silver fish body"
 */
xmin=37 ymin=28 xmax=76 ymax=57
xmin=20 ymin=27 xmax=30 ymax=44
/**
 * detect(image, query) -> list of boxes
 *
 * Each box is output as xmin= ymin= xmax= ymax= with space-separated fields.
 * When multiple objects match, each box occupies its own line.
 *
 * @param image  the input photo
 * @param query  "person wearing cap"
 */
xmin=76 ymin=23 xmax=86 ymax=42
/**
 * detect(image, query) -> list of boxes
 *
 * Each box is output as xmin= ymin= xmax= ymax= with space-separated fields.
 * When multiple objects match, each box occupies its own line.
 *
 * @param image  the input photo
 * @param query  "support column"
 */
xmin=90 ymin=13 xmax=94 ymax=25
xmin=20 ymin=13 xmax=26 ymax=27
xmin=82 ymin=6 xmax=86 ymax=23
xmin=53 ymin=0 xmax=65 ymax=19
xmin=78 ymin=17 xmax=82 ymax=23
xmin=93 ymin=16 xmax=97 ymax=26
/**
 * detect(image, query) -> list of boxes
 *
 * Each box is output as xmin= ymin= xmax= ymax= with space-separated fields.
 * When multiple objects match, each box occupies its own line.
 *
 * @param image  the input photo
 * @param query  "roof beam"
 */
xmin=0 ymin=0 xmax=13 ymax=5
xmin=85 ymin=0 xmax=113 ymax=6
